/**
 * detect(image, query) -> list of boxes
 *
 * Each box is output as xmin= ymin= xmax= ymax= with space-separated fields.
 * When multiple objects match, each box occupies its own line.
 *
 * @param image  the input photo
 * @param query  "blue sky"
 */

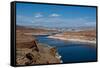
xmin=16 ymin=3 xmax=96 ymax=28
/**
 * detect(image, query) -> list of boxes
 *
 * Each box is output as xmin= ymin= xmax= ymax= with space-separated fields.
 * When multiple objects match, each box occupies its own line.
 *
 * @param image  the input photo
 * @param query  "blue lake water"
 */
xmin=35 ymin=35 xmax=97 ymax=63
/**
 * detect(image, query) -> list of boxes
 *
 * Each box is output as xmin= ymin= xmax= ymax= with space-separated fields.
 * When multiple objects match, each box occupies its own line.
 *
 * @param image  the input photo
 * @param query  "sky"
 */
xmin=16 ymin=3 xmax=97 ymax=29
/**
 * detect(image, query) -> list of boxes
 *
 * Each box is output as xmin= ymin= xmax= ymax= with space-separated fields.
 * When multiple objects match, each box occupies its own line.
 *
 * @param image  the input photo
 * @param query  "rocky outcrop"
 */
xmin=16 ymin=28 xmax=61 ymax=65
xmin=16 ymin=44 xmax=61 ymax=65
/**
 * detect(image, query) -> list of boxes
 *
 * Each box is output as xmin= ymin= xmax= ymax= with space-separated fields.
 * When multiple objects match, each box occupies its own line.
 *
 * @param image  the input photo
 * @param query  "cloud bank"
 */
xmin=16 ymin=13 xmax=96 ymax=28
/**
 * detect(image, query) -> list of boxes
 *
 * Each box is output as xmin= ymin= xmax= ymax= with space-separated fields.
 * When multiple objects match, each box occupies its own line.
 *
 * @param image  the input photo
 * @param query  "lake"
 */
xmin=35 ymin=35 xmax=97 ymax=63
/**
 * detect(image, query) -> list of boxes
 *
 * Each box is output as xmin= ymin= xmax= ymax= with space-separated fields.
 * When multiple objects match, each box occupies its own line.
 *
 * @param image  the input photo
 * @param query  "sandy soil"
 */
xmin=48 ymin=30 xmax=96 ymax=44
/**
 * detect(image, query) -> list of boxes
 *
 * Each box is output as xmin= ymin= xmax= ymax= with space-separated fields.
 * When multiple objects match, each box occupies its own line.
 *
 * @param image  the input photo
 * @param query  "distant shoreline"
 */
xmin=48 ymin=36 xmax=96 ymax=44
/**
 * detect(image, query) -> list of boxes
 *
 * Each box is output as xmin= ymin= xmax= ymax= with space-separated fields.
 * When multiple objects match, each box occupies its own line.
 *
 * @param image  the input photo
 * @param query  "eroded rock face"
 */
xmin=16 ymin=46 xmax=60 ymax=65
xmin=50 ymin=47 xmax=56 ymax=56
xmin=16 ymin=29 xmax=61 ymax=65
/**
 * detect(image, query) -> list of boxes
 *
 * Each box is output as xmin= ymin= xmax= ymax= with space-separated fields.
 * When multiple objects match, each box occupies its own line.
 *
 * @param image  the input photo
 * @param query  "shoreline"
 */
xmin=38 ymin=43 xmax=62 ymax=63
xmin=48 ymin=36 xmax=96 ymax=44
xmin=56 ymin=53 xmax=63 ymax=63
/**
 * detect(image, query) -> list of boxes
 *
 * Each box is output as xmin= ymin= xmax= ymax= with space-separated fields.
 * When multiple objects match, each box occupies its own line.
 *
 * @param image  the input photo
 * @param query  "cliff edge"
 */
xmin=16 ymin=29 xmax=61 ymax=65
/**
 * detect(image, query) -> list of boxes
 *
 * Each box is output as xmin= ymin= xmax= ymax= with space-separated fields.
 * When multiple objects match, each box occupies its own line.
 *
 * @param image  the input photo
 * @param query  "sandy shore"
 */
xmin=48 ymin=36 xmax=96 ymax=44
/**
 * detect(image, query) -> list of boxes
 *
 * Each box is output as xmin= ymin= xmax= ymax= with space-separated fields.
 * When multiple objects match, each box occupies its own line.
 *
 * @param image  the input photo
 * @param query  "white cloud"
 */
xmin=34 ymin=13 xmax=43 ymax=18
xmin=32 ymin=17 xmax=96 ymax=28
xmin=17 ymin=14 xmax=96 ymax=28
xmin=50 ymin=13 xmax=60 ymax=17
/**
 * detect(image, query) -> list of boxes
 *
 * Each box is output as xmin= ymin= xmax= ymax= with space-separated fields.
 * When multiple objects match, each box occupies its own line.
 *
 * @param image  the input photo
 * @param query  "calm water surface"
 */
xmin=35 ymin=35 xmax=97 ymax=63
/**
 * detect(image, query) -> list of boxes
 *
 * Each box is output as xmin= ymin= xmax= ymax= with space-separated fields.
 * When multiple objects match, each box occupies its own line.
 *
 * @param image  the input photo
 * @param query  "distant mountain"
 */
xmin=16 ymin=25 xmax=34 ymax=30
xmin=16 ymin=24 xmax=96 ymax=32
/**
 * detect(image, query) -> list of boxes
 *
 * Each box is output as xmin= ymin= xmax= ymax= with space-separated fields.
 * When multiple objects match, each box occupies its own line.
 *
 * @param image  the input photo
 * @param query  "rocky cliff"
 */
xmin=16 ymin=29 xmax=61 ymax=65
